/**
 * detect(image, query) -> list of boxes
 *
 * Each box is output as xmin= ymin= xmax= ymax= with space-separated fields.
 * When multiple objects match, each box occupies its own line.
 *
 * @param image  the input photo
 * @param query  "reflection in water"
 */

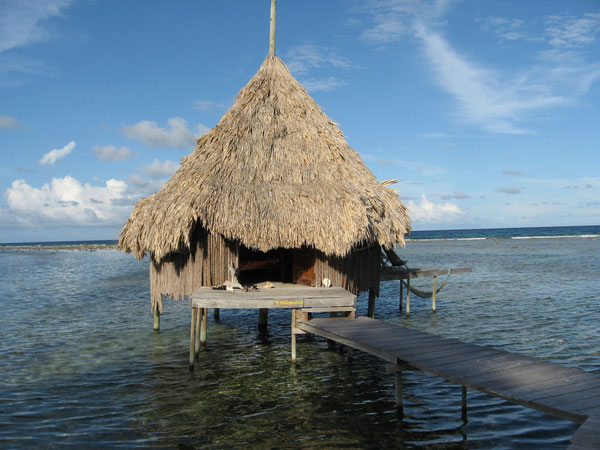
xmin=1 ymin=238 xmax=597 ymax=448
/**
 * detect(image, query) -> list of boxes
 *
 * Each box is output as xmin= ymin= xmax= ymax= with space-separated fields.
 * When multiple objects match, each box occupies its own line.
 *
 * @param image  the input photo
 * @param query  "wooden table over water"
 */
xmin=297 ymin=316 xmax=600 ymax=449
xmin=380 ymin=266 xmax=472 ymax=281
xmin=380 ymin=267 xmax=473 ymax=315
xmin=189 ymin=283 xmax=356 ymax=369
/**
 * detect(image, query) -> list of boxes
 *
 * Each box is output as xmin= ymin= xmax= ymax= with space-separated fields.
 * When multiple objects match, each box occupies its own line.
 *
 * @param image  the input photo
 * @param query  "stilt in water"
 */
xmin=367 ymin=288 xmax=376 ymax=318
xmin=153 ymin=307 xmax=160 ymax=332
xmin=200 ymin=308 xmax=208 ymax=346
xmin=258 ymin=308 xmax=269 ymax=330
xmin=213 ymin=308 xmax=220 ymax=320
xmin=406 ymin=278 xmax=411 ymax=316
xmin=399 ymin=280 xmax=403 ymax=312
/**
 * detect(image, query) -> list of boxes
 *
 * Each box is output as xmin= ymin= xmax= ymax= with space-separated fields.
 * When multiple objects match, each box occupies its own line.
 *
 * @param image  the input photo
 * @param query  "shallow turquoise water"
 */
xmin=0 ymin=237 xmax=598 ymax=448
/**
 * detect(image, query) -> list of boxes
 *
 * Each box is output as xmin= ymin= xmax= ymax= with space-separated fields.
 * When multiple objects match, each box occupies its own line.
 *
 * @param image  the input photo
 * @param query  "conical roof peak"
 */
xmin=118 ymin=55 xmax=410 ymax=261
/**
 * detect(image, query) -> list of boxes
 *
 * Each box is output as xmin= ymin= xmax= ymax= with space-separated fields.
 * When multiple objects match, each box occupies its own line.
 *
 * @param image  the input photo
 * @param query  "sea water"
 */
xmin=0 ymin=226 xmax=598 ymax=448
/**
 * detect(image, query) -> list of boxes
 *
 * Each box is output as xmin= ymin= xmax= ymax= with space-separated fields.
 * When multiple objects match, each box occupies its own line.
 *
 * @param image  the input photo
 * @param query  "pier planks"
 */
xmin=297 ymin=316 xmax=600 ymax=448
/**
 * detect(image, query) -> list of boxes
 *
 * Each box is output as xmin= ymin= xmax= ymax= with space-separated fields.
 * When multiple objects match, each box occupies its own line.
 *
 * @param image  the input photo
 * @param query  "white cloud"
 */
xmin=39 ymin=140 xmax=76 ymax=165
xmin=0 ymin=0 xmax=73 ymax=53
xmin=93 ymin=145 xmax=134 ymax=161
xmin=3 ymin=176 xmax=134 ymax=227
xmin=477 ymin=16 xmax=535 ymax=42
xmin=416 ymin=24 xmax=576 ymax=134
xmin=439 ymin=191 xmax=470 ymax=200
xmin=355 ymin=5 xmax=600 ymax=134
xmin=301 ymin=77 xmax=347 ymax=92
xmin=498 ymin=186 xmax=522 ymax=194
xmin=0 ymin=114 xmax=19 ymax=128
xmin=285 ymin=44 xmax=352 ymax=93
xmin=503 ymin=169 xmax=524 ymax=176
xmin=138 ymin=158 xmax=180 ymax=179
xmin=122 ymin=117 xmax=208 ymax=149
xmin=406 ymin=194 xmax=462 ymax=223
xmin=546 ymin=13 xmax=600 ymax=48
xmin=354 ymin=0 xmax=449 ymax=44
xmin=193 ymin=99 xmax=227 ymax=111
xmin=362 ymin=152 xmax=444 ymax=176
xmin=287 ymin=44 xmax=352 ymax=76
xmin=0 ymin=0 xmax=73 ymax=84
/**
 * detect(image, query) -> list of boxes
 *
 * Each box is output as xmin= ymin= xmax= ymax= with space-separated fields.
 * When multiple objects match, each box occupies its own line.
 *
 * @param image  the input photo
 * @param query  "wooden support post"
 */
xmin=406 ymin=278 xmax=411 ymax=316
xmin=194 ymin=307 xmax=202 ymax=356
xmin=189 ymin=307 xmax=197 ymax=371
xmin=395 ymin=368 xmax=403 ymax=417
xmin=258 ymin=308 xmax=269 ymax=330
xmin=153 ymin=307 xmax=160 ymax=332
xmin=269 ymin=0 xmax=277 ymax=56
xmin=461 ymin=386 xmax=467 ymax=422
xmin=432 ymin=275 xmax=437 ymax=312
xmin=213 ymin=308 xmax=220 ymax=320
xmin=399 ymin=280 xmax=403 ymax=312
xmin=367 ymin=288 xmax=376 ymax=318
xmin=200 ymin=307 xmax=207 ymax=346
xmin=291 ymin=308 xmax=297 ymax=363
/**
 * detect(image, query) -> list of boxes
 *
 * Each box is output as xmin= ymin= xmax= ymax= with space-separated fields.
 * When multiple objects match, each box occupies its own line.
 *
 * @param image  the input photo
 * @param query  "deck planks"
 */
xmin=297 ymin=316 xmax=600 ymax=448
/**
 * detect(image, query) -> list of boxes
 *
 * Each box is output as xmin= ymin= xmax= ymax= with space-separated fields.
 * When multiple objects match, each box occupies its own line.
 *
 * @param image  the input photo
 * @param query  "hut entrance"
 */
xmin=292 ymin=248 xmax=316 ymax=286
xmin=237 ymin=246 xmax=317 ymax=287
xmin=237 ymin=246 xmax=293 ymax=285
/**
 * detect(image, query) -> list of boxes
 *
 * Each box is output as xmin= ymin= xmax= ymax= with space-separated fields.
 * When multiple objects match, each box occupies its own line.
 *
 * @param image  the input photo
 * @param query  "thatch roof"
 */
xmin=118 ymin=55 xmax=411 ymax=261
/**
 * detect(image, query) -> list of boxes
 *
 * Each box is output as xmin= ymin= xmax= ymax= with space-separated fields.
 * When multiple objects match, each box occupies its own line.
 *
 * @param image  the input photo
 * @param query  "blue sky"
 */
xmin=1 ymin=0 xmax=599 ymax=243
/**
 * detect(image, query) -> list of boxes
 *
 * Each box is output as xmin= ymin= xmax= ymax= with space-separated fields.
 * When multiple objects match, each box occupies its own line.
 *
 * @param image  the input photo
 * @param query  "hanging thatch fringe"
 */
xmin=149 ymin=230 xmax=238 ymax=313
xmin=149 ymin=227 xmax=380 ymax=313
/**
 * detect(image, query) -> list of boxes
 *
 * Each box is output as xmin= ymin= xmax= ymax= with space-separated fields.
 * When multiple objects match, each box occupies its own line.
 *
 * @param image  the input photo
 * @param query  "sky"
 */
xmin=1 ymin=0 xmax=599 ymax=243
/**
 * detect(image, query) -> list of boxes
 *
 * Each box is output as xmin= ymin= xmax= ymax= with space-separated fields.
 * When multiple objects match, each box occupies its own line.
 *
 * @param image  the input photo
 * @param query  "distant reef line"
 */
xmin=0 ymin=243 xmax=117 ymax=251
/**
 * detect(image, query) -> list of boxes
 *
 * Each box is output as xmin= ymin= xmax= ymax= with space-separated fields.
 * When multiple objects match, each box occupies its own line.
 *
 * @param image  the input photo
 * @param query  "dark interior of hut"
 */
xmin=237 ymin=246 xmax=317 ymax=287
xmin=237 ymin=246 xmax=293 ymax=285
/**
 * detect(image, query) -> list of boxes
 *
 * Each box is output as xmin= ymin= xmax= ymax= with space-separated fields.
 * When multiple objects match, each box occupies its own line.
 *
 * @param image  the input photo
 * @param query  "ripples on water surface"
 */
xmin=1 ymin=237 xmax=598 ymax=448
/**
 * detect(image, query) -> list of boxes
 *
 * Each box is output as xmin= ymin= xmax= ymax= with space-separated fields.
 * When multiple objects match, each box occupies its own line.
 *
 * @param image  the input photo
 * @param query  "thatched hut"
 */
xmin=118 ymin=9 xmax=410 ymax=316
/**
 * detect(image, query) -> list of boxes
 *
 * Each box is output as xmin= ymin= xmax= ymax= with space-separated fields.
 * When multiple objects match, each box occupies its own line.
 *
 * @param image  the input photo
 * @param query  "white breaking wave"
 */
xmin=511 ymin=235 xmax=600 ymax=240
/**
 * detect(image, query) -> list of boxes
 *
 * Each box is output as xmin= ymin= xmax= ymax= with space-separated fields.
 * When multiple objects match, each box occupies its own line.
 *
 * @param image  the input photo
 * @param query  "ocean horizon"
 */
xmin=1 ymin=224 xmax=598 ymax=247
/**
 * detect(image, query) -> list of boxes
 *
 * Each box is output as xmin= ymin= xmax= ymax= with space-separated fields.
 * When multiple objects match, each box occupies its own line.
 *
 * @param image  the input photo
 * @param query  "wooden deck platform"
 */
xmin=297 ymin=316 xmax=600 ymax=449
xmin=188 ymin=283 xmax=356 ymax=369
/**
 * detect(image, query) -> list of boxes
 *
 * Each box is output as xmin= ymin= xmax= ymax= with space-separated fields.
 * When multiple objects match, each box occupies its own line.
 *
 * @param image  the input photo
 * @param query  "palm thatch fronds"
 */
xmin=118 ymin=55 xmax=410 ymax=262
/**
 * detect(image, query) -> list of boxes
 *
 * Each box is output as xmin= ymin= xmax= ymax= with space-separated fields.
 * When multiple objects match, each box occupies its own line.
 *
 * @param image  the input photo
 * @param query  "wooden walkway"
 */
xmin=297 ymin=316 xmax=600 ymax=449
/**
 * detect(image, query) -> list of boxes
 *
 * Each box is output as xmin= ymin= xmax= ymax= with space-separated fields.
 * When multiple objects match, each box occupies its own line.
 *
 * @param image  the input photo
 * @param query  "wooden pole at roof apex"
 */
xmin=269 ymin=0 xmax=277 ymax=56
